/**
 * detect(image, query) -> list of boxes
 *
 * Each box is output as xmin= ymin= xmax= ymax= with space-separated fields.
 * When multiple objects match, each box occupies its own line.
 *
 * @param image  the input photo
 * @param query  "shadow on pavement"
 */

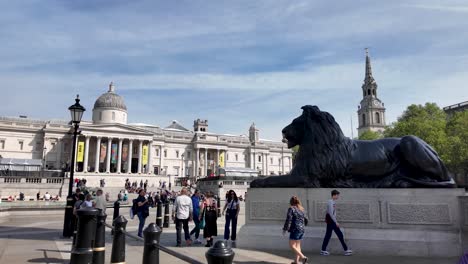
xmin=0 ymin=226 xmax=61 ymax=241
xmin=28 ymin=249 xmax=68 ymax=263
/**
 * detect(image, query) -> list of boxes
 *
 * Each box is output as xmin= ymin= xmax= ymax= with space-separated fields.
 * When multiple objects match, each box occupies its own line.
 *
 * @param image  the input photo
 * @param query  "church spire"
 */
xmin=364 ymin=48 xmax=375 ymax=84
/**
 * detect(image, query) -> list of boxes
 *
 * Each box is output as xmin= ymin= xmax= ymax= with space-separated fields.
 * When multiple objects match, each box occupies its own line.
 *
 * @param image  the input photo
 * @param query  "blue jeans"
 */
xmin=190 ymin=216 xmax=200 ymax=239
xmin=137 ymin=212 xmax=146 ymax=237
xmin=224 ymin=210 xmax=238 ymax=240
xmin=321 ymin=221 xmax=348 ymax=251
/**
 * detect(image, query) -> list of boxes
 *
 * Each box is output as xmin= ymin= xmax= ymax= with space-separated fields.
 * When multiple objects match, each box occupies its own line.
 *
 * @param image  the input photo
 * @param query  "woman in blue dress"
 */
xmin=283 ymin=196 xmax=308 ymax=264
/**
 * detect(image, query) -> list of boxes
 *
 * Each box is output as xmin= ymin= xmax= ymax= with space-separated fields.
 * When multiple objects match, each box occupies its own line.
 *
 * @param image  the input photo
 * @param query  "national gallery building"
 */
xmin=0 ymin=83 xmax=292 ymax=188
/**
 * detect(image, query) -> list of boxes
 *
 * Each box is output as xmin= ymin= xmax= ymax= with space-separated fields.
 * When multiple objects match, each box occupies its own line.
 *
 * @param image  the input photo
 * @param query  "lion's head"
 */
xmin=282 ymin=105 xmax=346 ymax=149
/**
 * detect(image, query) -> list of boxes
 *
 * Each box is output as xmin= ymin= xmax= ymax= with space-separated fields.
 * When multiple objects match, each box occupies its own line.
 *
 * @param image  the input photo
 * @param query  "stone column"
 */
xmin=204 ymin=148 xmax=208 ymax=177
xmin=56 ymin=139 xmax=63 ymax=169
xmin=224 ymin=150 xmax=228 ymax=167
xmin=95 ymin=137 xmax=101 ymax=172
xmin=106 ymin=138 xmax=112 ymax=173
xmin=147 ymin=141 xmax=153 ymax=175
xmin=117 ymin=138 xmax=123 ymax=173
xmin=216 ymin=149 xmax=219 ymax=167
xmin=138 ymin=140 xmax=143 ymax=174
xmin=83 ymin=136 xmax=90 ymax=172
xmin=159 ymin=146 xmax=163 ymax=175
xmin=266 ymin=153 xmax=269 ymax=175
xmin=128 ymin=140 xmax=133 ymax=174
xmin=195 ymin=148 xmax=199 ymax=177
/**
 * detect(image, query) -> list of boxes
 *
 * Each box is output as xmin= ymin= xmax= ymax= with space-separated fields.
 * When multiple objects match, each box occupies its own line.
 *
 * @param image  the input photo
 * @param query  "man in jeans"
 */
xmin=172 ymin=188 xmax=193 ymax=247
xmin=321 ymin=190 xmax=353 ymax=256
xmin=189 ymin=189 xmax=202 ymax=244
xmin=136 ymin=189 xmax=149 ymax=238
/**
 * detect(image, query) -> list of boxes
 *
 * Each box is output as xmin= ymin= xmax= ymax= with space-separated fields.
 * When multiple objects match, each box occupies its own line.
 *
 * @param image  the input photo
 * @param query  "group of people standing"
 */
xmin=282 ymin=190 xmax=352 ymax=264
xmin=132 ymin=187 xmax=241 ymax=247
xmin=171 ymin=188 xmax=240 ymax=247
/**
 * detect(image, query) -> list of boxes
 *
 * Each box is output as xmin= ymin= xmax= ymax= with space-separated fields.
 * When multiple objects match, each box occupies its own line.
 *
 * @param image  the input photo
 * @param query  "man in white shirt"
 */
xmin=172 ymin=188 xmax=193 ymax=247
xmin=44 ymin=192 xmax=51 ymax=201
xmin=93 ymin=189 xmax=108 ymax=213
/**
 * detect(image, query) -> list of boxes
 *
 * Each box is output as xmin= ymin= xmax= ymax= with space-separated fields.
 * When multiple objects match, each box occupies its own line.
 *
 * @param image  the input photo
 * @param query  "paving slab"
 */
xmin=0 ymin=207 xmax=461 ymax=264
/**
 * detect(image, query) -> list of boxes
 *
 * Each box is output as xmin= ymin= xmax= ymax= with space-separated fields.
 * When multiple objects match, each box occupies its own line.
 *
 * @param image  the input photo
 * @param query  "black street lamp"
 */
xmin=62 ymin=95 xmax=86 ymax=237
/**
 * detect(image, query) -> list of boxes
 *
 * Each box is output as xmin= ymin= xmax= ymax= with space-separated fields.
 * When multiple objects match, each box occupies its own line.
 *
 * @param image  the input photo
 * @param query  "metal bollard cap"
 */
xmin=77 ymin=207 xmax=99 ymax=216
xmin=113 ymin=215 xmax=128 ymax=225
xmin=144 ymin=223 xmax=162 ymax=235
xmin=206 ymin=240 xmax=235 ymax=258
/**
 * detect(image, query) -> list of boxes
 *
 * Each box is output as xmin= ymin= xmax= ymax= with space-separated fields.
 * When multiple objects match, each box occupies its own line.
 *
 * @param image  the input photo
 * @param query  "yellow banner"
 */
xmin=142 ymin=145 xmax=148 ymax=165
xmin=77 ymin=141 xmax=84 ymax=162
xmin=218 ymin=151 xmax=225 ymax=168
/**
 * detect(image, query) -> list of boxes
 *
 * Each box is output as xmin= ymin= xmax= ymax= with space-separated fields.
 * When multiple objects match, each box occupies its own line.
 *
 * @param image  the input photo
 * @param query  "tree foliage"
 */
xmin=358 ymin=130 xmax=381 ymax=140
xmin=384 ymin=103 xmax=468 ymax=180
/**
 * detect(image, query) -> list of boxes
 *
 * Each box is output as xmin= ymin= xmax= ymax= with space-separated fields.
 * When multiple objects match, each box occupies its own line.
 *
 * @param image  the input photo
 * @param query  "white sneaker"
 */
xmin=344 ymin=249 xmax=353 ymax=256
xmin=320 ymin=250 xmax=330 ymax=256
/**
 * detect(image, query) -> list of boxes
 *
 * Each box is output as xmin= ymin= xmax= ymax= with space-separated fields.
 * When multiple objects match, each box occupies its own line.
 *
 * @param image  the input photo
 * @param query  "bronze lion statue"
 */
xmin=251 ymin=105 xmax=456 ymax=188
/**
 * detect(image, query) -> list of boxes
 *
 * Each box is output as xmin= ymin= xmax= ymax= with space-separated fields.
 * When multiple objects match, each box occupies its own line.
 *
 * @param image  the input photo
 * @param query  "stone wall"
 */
xmin=239 ymin=188 xmax=465 ymax=257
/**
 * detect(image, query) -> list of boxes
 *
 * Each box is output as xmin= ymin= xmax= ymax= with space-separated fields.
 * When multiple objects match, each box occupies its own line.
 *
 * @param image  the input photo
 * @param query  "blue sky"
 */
xmin=1 ymin=0 xmax=468 ymax=140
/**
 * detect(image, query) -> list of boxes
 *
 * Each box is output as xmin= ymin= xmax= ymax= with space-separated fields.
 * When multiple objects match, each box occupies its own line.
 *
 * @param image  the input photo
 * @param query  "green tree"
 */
xmin=445 ymin=111 xmax=468 ymax=177
xmin=358 ymin=130 xmax=381 ymax=140
xmin=384 ymin=103 xmax=450 ymax=161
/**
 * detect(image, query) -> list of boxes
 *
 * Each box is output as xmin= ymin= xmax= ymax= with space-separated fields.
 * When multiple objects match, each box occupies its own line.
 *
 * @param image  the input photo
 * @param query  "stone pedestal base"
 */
xmin=238 ymin=188 xmax=466 ymax=257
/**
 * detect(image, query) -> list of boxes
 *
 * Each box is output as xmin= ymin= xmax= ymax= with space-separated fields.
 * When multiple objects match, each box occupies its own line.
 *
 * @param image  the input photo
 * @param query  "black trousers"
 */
xmin=321 ymin=221 xmax=348 ymax=251
xmin=175 ymin=218 xmax=190 ymax=245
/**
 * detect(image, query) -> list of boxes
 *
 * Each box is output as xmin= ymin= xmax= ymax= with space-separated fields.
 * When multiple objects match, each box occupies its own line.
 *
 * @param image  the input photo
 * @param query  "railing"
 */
xmin=1 ymin=177 xmax=65 ymax=184
xmin=0 ymin=170 xmax=65 ymax=177
xmin=70 ymin=202 xmax=235 ymax=264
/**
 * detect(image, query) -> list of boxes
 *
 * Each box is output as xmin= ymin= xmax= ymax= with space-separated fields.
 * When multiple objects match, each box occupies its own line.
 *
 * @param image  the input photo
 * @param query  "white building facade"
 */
xmin=0 ymin=83 xmax=292 ymax=188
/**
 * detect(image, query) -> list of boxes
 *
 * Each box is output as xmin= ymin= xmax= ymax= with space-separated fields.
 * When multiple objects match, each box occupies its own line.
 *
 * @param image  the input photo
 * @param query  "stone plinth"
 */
xmin=238 ymin=188 xmax=466 ymax=257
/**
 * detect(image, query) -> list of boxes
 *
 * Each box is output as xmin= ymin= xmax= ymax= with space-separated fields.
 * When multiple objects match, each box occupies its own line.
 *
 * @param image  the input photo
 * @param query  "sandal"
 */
xmin=301 ymin=257 xmax=308 ymax=263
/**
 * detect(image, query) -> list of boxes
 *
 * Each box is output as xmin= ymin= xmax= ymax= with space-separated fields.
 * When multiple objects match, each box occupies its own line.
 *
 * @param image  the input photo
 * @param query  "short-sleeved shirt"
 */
xmin=226 ymin=200 xmax=239 ymax=211
xmin=94 ymin=196 xmax=107 ymax=212
xmin=135 ymin=195 xmax=148 ymax=213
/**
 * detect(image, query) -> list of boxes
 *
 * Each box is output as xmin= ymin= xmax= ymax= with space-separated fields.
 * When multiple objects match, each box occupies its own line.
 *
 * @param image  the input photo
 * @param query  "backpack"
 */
xmin=132 ymin=199 xmax=138 ymax=216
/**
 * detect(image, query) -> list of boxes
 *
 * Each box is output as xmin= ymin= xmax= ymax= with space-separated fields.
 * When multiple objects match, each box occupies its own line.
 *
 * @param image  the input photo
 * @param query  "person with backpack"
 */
xmin=135 ymin=189 xmax=150 ymax=237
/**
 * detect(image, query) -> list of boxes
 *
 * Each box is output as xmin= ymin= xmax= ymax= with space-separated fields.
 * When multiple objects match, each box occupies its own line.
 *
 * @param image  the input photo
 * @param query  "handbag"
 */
xmin=198 ymin=207 xmax=206 ymax=229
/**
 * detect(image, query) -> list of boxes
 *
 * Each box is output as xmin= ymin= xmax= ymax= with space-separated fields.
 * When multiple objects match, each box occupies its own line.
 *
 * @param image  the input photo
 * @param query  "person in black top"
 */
xmin=136 ymin=189 xmax=149 ymax=237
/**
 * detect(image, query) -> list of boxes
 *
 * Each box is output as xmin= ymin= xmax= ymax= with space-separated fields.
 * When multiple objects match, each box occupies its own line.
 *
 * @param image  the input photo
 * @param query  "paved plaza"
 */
xmin=0 ymin=204 xmax=460 ymax=264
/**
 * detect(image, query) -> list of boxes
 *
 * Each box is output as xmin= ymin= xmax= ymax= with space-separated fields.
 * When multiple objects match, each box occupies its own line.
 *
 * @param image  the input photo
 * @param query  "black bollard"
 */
xmin=142 ymin=223 xmax=162 ymax=264
xmin=113 ymin=200 xmax=120 ymax=220
xmin=217 ymin=196 xmax=221 ymax=217
xmin=70 ymin=207 xmax=99 ymax=264
xmin=112 ymin=200 xmax=120 ymax=235
xmin=111 ymin=215 xmax=128 ymax=264
xmin=92 ymin=210 xmax=107 ymax=264
xmin=205 ymin=240 xmax=235 ymax=264
xmin=156 ymin=202 xmax=163 ymax=228
xmin=72 ymin=214 xmax=78 ymax=248
xmin=62 ymin=196 xmax=75 ymax=237
xmin=163 ymin=202 xmax=170 ymax=228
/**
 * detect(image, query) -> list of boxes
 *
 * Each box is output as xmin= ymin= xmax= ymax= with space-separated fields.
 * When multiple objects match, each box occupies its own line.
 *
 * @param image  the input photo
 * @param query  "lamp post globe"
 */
xmin=62 ymin=95 xmax=86 ymax=238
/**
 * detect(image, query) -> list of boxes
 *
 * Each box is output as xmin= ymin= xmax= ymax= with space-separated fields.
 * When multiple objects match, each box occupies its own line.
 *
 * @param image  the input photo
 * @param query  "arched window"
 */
xmin=363 ymin=90 xmax=366 ymax=97
xmin=99 ymin=112 xmax=102 ymax=121
xmin=372 ymin=89 xmax=376 ymax=95
xmin=362 ymin=114 xmax=366 ymax=126
xmin=375 ymin=112 xmax=380 ymax=123
xmin=367 ymin=89 xmax=371 ymax=95
xmin=112 ymin=112 xmax=115 ymax=121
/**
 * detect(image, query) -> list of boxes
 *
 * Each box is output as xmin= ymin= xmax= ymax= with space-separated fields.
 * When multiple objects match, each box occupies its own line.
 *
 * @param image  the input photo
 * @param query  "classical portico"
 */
xmin=75 ymin=133 xmax=153 ymax=176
